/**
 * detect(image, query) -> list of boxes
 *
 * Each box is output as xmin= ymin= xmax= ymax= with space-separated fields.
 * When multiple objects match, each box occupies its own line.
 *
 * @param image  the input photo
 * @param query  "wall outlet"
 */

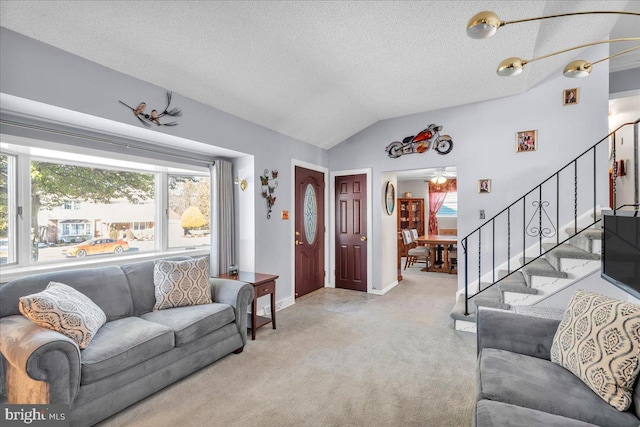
xmin=480 ymin=210 xmax=485 ymax=219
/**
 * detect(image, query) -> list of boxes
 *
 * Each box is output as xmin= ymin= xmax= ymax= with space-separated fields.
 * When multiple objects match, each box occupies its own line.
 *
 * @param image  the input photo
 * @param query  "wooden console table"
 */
xmin=216 ymin=271 xmax=279 ymax=340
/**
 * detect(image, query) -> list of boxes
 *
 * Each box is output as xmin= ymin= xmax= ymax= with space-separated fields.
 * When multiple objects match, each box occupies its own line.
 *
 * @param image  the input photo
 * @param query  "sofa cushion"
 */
xmin=19 ymin=282 xmax=107 ymax=349
xmin=80 ymin=317 xmax=174 ymax=385
xmin=121 ymin=256 xmax=193 ymax=316
xmin=477 ymin=348 xmax=640 ymax=427
xmin=475 ymin=400 xmax=599 ymax=427
xmin=551 ymin=290 xmax=640 ymax=411
xmin=140 ymin=303 xmax=235 ymax=347
xmin=1 ymin=266 xmax=133 ymax=321
xmin=153 ymin=258 xmax=212 ymax=310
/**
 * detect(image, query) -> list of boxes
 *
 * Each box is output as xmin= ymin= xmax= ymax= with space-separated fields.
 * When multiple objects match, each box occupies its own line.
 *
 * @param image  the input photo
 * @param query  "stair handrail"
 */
xmin=462 ymin=118 xmax=639 ymax=316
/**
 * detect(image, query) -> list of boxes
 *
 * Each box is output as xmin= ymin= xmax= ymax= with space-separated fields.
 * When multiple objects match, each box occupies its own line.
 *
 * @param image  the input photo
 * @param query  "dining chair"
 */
xmin=402 ymin=229 xmax=429 ymax=270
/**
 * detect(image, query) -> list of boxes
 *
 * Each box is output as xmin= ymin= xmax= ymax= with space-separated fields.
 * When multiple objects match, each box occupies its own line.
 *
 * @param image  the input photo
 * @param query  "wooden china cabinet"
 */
xmin=397 ymin=198 xmax=425 ymax=236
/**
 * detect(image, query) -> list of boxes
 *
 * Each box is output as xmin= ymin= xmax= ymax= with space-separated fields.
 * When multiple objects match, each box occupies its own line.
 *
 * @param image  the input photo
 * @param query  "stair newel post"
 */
xmin=463 ymin=237 xmax=469 ymax=316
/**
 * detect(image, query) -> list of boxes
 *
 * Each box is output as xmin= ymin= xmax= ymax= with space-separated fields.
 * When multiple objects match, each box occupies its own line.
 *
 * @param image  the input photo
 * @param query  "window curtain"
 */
xmin=210 ymin=160 xmax=235 ymax=276
xmin=428 ymin=179 xmax=457 ymax=235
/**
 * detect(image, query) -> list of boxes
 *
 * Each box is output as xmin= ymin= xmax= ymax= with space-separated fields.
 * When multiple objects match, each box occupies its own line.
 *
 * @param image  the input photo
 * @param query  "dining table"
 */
xmin=415 ymin=234 xmax=458 ymax=274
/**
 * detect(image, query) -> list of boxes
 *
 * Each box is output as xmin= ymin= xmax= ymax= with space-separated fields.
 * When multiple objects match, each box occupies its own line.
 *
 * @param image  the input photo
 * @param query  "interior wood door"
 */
xmin=335 ymin=174 xmax=367 ymax=292
xmin=295 ymin=166 xmax=325 ymax=298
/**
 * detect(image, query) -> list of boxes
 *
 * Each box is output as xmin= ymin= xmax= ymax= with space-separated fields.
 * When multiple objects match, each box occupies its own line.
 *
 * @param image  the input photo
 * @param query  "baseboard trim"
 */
xmin=370 ymin=280 xmax=399 ymax=295
xmin=260 ymin=295 xmax=295 ymax=316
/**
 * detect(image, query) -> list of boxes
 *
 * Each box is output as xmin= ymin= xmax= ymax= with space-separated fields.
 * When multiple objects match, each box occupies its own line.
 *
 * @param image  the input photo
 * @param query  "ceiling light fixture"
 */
xmin=467 ymin=10 xmax=640 ymax=78
xmin=430 ymin=174 xmax=447 ymax=184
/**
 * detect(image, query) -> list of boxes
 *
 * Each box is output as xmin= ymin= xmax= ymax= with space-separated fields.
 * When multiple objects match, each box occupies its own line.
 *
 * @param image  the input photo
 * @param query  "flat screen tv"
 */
xmin=601 ymin=210 xmax=640 ymax=298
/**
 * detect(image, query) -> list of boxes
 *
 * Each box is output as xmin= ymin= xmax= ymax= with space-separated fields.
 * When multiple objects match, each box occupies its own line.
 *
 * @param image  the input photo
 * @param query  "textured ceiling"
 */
xmin=0 ymin=1 xmax=637 ymax=149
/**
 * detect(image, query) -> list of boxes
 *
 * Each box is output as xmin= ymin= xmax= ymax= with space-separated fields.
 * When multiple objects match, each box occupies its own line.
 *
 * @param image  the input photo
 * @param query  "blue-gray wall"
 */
xmin=0 ymin=27 xmax=327 ymax=305
xmin=610 ymin=68 xmax=640 ymax=94
xmin=328 ymin=43 xmax=611 ymax=291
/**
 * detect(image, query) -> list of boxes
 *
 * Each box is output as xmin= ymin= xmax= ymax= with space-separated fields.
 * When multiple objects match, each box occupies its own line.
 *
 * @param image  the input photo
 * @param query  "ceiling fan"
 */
xmin=424 ymin=168 xmax=456 ymax=184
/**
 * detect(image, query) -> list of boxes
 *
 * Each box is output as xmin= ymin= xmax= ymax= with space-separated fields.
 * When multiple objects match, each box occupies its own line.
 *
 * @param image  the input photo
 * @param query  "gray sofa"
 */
xmin=0 ymin=256 xmax=254 ymax=427
xmin=475 ymin=309 xmax=640 ymax=426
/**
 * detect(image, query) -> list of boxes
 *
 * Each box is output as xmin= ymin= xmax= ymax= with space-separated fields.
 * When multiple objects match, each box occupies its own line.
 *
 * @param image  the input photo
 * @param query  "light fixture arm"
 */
xmin=502 ymin=10 xmax=640 ymax=27
xmin=497 ymin=38 xmax=640 ymax=77
xmin=467 ymin=10 xmax=640 ymax=39
xmin=590 ymin=45 xmax=640 ymax=66
xmin=526 ymin=37 xmax=640 ymax=65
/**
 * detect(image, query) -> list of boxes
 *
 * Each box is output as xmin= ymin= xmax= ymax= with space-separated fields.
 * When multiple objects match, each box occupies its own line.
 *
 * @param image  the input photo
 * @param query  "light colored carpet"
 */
xmin=97 ymin=268 xmax=476 ymax=427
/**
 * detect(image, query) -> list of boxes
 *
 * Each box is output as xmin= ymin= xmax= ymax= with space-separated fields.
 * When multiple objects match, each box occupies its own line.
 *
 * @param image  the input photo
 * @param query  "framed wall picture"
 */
xmin=563 ymin=87 xmax=579 ymax=105
xmin=385 ymin=181 xmax=395 ymax=215
xmin=516 ymin=130 xmax=537 ymax=152
xmin=478 ymin=179 xmax=491 ymax=194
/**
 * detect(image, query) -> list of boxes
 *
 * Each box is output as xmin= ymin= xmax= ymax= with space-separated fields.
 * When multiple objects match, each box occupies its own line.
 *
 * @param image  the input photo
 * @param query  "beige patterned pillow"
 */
xmin=19 ymin=281 xmax=107 ymax=349
xmin=153 ymin=258 xmax=212 ymax=311
xmin=551 ymin=290 xmax=640 ymax=411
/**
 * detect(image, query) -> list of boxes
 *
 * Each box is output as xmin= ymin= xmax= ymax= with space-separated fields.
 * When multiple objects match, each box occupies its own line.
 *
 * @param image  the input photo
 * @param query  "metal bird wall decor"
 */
xmin=119 ymin=91 xmax=182 ymax=127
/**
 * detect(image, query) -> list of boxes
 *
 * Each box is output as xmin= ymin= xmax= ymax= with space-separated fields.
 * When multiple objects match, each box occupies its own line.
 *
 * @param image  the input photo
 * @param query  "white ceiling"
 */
xmin=397 ymin=166 xmax=457 ymax=182
xmin=1 ymin=1 xmax=638 ymax=149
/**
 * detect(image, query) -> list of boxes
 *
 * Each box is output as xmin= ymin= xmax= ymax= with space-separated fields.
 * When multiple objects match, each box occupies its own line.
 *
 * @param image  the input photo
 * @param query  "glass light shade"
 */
xmin=430 ymin=176 xmax=447 ymax=184
xmin=467 ymin=11 xmax=501 ymax=39
xmin=497 ymin=57 xmax=525 ymax=76
xmin=563 ymin=60 xmax=592 ymax=78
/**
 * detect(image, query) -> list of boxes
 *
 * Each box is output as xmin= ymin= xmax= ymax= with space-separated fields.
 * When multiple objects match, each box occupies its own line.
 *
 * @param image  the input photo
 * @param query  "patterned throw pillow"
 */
xmin=153 ymin=258 xmax=212 ymax=311
xmin=19 ymin=281 xmax=107 ymax=349
xmin=551 ymin=290 xmax=640 ymax=411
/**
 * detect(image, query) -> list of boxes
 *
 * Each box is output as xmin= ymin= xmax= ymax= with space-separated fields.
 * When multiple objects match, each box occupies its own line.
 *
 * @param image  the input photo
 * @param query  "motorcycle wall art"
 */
xmin=385 ymin=124 xmax=453 ymax=158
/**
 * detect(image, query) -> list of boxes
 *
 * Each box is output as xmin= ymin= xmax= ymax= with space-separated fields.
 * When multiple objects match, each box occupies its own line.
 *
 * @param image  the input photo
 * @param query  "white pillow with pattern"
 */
xmin=153 ymin=258 xmax=212 ymax=311
xmin=19 ymin=281 xmax=107 ymax=349
xmin=551 ymin=290 xmax=640 ymax=411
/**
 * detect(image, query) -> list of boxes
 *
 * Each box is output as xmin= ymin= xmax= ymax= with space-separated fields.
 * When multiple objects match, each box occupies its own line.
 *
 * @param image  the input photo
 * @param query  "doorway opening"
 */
xmin=395 ymin=167 xmax=457 ymax=280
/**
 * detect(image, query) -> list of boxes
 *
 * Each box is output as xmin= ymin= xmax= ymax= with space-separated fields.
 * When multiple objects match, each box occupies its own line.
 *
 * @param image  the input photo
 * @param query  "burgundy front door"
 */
xmin=295 ymin=166 xmax=325 ymax=298
xmin=335 ymin=174 xmax=367 ymax=292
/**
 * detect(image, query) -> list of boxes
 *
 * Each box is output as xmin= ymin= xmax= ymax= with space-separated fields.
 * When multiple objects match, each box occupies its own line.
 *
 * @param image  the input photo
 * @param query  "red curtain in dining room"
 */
xmin=428 ymin=179 xmax=457 ymax=235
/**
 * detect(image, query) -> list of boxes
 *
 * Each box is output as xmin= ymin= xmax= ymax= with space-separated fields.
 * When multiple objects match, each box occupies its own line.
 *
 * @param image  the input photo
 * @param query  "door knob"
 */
xmin=360 ymin=236 xmax=367 ymax=241
xmin=295 ymin=240 xmax=303 ymax=246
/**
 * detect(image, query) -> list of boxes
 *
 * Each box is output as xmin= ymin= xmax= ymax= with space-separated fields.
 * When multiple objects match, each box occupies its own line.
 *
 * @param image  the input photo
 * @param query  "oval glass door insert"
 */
xmin=304 ymin=183 xmax=317 ymax=244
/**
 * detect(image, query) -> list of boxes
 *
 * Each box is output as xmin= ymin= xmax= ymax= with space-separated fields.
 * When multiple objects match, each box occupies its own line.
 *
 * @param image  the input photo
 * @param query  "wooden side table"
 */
xmin=216 ymin=272 xmax=279 ymax=340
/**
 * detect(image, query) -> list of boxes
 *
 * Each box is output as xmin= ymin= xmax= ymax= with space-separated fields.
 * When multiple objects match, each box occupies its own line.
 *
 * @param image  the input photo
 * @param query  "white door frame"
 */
xmin=290 ymin=160 xmax=329 ymax=304
xmin=329 ymin=168 xmax=373 ymax=293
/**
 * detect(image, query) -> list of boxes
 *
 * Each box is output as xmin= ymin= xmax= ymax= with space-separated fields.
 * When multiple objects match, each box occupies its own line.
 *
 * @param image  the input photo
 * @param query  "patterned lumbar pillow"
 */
xmin=551 ymin=289 xmax=640 ymax=411
xmin=19 ymin=281 xmax=107 ymax=349
xmin=153 ymin=258 xmax=212 ymax=311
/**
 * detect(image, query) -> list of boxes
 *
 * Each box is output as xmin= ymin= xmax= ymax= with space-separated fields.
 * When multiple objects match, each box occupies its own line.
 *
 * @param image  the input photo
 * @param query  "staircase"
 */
xmin=451 ymin=119 xmax=639 ymax=332
xmin=451 ymin=215 xmax=602 ymax=331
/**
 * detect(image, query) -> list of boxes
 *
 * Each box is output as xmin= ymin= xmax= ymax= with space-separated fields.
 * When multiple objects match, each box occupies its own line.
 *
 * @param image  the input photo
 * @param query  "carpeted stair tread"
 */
xmin=564 ymin=227 xmax=603 ymax=240
xmin=450 ymin=294 xmax=477 ymax=322
xmin=497 ymin=270 xmax=526 ymax=285
xmin=520 ymin=257 xmax=568 ymax=279
xmin=473 ymin=285 xmax=511 ymax=310
xmin=498 ymin=282 xmax=539 ymax=295
xmin=542 ymin=243 xmax=600 ymax=260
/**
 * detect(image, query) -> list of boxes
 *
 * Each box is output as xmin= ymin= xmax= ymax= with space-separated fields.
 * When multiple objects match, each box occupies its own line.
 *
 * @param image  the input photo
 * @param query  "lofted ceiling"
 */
xmin=1 ymin=1 xmax=638 ymax=150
